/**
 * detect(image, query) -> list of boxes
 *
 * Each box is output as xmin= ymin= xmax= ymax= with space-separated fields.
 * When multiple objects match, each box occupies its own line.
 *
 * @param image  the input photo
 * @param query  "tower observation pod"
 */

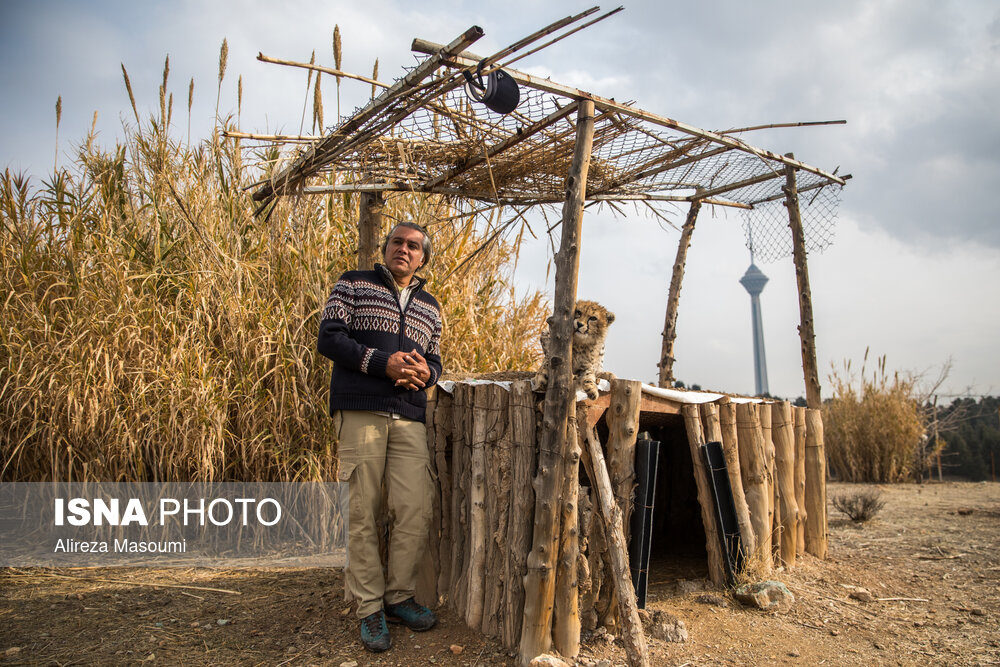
xmin=739 ymin=261 xmax=770 ymax=396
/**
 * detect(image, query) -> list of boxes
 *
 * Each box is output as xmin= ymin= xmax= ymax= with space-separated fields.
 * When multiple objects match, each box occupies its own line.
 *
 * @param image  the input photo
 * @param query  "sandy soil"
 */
xmin=2 ymin=481 xmax=998 ymax=666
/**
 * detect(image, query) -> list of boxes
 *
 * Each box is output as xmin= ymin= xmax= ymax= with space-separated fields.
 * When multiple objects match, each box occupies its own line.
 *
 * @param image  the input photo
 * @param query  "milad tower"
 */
xmin=739 ymin=251 xmax=770 ymax=396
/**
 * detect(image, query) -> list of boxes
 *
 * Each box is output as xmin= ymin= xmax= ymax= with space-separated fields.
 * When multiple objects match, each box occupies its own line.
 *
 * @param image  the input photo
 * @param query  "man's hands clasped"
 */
xmin=386 ymin=349 xmax=432 ymax=390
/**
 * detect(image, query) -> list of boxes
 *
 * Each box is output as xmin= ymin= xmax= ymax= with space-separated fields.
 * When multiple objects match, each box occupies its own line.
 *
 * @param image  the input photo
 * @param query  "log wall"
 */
xmin=419 ymin=380 xmax=828 ymax=655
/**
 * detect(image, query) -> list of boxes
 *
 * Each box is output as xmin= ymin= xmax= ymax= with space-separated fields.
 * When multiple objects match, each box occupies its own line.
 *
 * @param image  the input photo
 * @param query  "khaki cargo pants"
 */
xmin=335 ymin=410 xmax=433 ymax=619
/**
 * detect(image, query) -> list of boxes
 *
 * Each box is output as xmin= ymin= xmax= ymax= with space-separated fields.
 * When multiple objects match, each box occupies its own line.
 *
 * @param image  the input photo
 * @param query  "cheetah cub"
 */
xmin=532 ymin=300 xmax=615 ymax=400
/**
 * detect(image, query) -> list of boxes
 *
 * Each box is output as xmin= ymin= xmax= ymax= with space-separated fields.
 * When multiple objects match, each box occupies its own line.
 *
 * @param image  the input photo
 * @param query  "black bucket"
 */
xmin=463 ymin=60 xmax=520 ymax=115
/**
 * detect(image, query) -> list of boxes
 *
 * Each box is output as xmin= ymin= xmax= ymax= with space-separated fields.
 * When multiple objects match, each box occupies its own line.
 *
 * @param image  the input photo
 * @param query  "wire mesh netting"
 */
xmin=741 ymin=183 xmax=843 ymax=263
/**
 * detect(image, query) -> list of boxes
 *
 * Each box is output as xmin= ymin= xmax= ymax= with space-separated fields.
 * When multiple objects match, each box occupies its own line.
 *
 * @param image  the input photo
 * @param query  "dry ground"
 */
xmin=2 ymin=481 xmax=998 ymax=666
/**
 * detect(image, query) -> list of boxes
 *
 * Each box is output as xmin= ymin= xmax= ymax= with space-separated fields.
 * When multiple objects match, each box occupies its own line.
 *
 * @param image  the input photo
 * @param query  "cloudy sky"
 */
xmin=2 ymin=0 xmax=998 ymax=400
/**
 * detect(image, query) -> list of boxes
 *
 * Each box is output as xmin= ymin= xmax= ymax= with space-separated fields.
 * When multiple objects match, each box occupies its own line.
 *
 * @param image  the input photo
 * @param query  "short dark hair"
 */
xmin=382 ymin=221 xmax=432 ymax=267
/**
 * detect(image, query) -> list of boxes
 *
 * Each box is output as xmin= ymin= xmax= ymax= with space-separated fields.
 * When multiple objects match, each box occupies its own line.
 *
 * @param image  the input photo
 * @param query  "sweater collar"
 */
xmin=375 ymin=263 xmax=426 ymax=293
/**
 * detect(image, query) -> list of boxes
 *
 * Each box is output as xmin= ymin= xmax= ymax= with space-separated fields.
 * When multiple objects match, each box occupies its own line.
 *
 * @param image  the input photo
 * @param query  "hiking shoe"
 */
xmin=384 ymin=597 xmax=437 ymax=631
xmin=359 ymin=610 xmax=390 ymax=652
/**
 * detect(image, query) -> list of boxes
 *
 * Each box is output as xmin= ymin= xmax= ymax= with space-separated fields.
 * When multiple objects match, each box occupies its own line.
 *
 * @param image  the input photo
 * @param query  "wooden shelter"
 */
xmin=240 ymin=8 xmax=846 ymax=666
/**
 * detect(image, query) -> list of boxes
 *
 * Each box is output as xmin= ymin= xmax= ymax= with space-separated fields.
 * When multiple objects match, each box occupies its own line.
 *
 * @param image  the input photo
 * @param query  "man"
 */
xmin=317 ymin=221 xmax=442 ymax=653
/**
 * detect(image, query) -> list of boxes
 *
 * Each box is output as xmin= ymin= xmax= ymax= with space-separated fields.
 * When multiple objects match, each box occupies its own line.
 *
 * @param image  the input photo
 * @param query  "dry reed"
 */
xmin=823 ymin=352 xmax=926 ymax=482
xmin=1 ymin=69 xmax=546 ymax=484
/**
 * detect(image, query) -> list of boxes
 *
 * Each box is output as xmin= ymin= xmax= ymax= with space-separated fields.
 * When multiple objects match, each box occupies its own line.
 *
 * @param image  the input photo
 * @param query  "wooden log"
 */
xmin=759 ymin=403 xmax=776 ymax=554
xmin=357 ymin=191 xmax=384 ymax=270
xmin=466 ymin=385 xmax=489 ymax=630
xmin=804 ymin=409 xmax=828 ymax=558
xmin=771 ymin=401 xmax=800 ymax=566
xmin=658 ymin=200 xmax=702 ymax=387
xmin=708 ymin=399 xmax=756 ymax=558
xmin=554 ymin=411 xmax=582 ymax=658
xmin=793 ymin=407 xmax=807 ymax=557
xmin=503 ymin=381 xmax=537 ymax=649
xmin=681 ymin=404 xmax=726 ymax=587
xmin=520 ymin=100 xmax=595 ymax=666
xmin=600 ymin=379 xmax=641 ymax=629
xmin=579 ymin=419 xmax=650 ymax=667
xmin=735 ymin=402 xmax=772 ymax=573
xmin=416 ymin=388 xmax=441 ymax=607
xmin=785 ymin=156 xmax=822 ymax=409
xmin=482 ymin=385 xmax=511 ymax=639
xmin=578 ymin=441 xmax=605 ymax=633
xmin=450 ymin=384 xmax=470 ymax=616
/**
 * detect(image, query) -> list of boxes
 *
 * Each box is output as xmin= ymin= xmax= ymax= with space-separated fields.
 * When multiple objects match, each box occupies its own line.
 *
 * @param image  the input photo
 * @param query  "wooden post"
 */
xmin=520 ymin=99 xmax=595 ymax=666
xmin=450 ymin=384 xmax=470 ymax=616
xmin=357 ymin=190 xmax=384 ymax=270
xmin=466 ymin=385 xmax=489 ymax=630
xmin=710 ymin=398 xmax=756 ymax=558
xmin=784 ymin=156 xmax=822 ymax=409
xmin=735 ymin=402 xmax=772 ymax=573
xmin=681 ymin=404 xmax=726 ymax=587
xmin=416 ymin=388 xmax=441 ymax=607
xmin=504 ymin=381 xmax=537 ymax=649
xmin=579 ymin=419 xmax=650 ymax=667
xmin=759 ymin=403 xmax=776 ymax=553
xmin=771 ymin=401 xmax=799 ymax=566
xmin=804 ymin=409 xmax=828 ymax=558
xmin=554 ymin=413 xmax=582 ymax=658
xmin=482 ymin=384 xmax=511 ymax=638
xmin=793 ymin=406 xmax=807 ymax=557
xmin=658 ymin=199 xmax=702 ymax=387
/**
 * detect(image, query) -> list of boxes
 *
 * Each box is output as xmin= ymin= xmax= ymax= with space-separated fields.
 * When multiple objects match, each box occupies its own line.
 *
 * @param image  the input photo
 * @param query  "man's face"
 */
xmin=383 ymin=226 xmax=426 ymax=283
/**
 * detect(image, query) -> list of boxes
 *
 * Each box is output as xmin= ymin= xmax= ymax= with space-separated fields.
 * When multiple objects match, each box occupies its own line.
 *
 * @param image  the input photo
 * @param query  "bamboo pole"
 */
xmin=357 ymin=191 xmax=383 ymax=270
xmin=466 ymin=385 xmax=489 ymax=630
xmin=771 ymin=401 xmax=800 ymax=566
xmin=735 ymin=402 xmax=772 ymax=573
xmin=554 ymin=412 xmax=582 ymax=658
xmin=504 ymin=381 xmax=537 ymax=649
xmin=520 ymin=100 xmax=595 ymax=666
xmin=579 ymin=419 xmax=650 ymax=667
xmin=785 ymin=156 xmax=822 ymax=409
xmin=681 ymin=404 xmax=726 ymax=586
xmin=804 ymin=409 xmax=828 ymax=559
xmin=657 ymin=200 xmax=702 ymax=387
xmin=708 ymin=399 xmax=756 ymax=558
xmin=793 ymin=406 xmax=807 ymax=557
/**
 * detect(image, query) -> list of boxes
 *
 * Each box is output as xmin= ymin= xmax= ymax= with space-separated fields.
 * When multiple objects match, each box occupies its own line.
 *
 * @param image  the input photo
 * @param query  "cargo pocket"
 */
xmin=334 ymin=411 xmax=357 ymax=483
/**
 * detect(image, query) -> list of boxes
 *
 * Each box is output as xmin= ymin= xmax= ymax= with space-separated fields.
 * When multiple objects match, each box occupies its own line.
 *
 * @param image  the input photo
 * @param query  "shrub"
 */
xmin=832 ymin=489 xmax=886 ymax=522
xmin=823 ymin=352 xmax=926 ymax=482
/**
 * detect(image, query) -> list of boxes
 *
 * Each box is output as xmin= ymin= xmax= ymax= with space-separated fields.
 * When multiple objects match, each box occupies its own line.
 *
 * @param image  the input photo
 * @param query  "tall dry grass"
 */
xmin=823 ymin=352 xmax=926 ymax=482
xmin=1 ymin=73 xmax=546 ymax=483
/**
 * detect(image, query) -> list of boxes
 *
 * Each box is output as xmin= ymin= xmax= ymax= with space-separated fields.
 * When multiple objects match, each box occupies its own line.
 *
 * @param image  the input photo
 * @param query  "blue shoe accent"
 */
xmin=384 ymin=597 xmax=437 ymax=631
xmin=360 ymin=610 xmax=390 ymax=652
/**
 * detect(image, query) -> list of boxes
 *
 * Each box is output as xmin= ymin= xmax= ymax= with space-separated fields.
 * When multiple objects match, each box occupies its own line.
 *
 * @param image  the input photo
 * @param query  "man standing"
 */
xmin=318 ymin=221 xmax=442 ymax=653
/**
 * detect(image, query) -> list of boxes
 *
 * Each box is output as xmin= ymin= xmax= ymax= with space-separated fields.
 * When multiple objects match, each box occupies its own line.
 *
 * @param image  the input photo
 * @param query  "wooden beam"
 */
xmin=804 ymin=409 xmax=828 ymax=558
xmin=681 ymin=405 xmax=726 ymax=587
xmin=785 ymin=155 xmax=822 ymax=409
xmin=520 ymin=100 xmax=595 ymax=666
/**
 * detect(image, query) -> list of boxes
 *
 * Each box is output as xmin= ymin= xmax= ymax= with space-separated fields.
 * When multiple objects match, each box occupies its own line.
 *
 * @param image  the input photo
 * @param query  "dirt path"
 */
xmin=2 ymin=481 xmax=998 ymax=666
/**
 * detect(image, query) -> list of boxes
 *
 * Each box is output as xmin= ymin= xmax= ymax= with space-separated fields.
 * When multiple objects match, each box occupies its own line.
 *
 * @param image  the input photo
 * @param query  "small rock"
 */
xmin=450 ymin=644 xmax=464 ymax=655
xmin=957 ymin=508 xmax=973 ymax=516
xmin=830 ymin=629 xmax=839 ymax=636
xmin=216 ymin=618 xmax=231 ymax=626
xmin=734 ymin=581 xmax=795 ymax=613
xmin=695 ymin=593 xmax=730 ymax=608
xmin=340 ymin=607 xmax=350 ymax=616
xmin=788 ymin=650 xmax=801 ymax=657
xmin=143 ymin=654 xmax=155 ymax=662
xmin=4 ymin=648 xmax=23 ymax=657
xmin=676 ymin=578 xmax=706 ymax=594
xmin=339 ymin=661 xmax=358 ymax=667
xmin=643 ymin=610 xmax=688 ymax=643
xmin=849 ymin=588 xmax=874 ymax=603
xmin=873 ymin=641 xmax=885 ymax=650
xmin=595 ymin=661 xmax=612 ymax=667
xmin=529 ymin=654 xmax=571 ymax=667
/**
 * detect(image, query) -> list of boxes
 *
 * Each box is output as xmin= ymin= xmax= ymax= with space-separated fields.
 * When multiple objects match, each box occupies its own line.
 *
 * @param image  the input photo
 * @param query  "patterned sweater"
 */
xmin=317 ymin=264 xmax=443 ymax=422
